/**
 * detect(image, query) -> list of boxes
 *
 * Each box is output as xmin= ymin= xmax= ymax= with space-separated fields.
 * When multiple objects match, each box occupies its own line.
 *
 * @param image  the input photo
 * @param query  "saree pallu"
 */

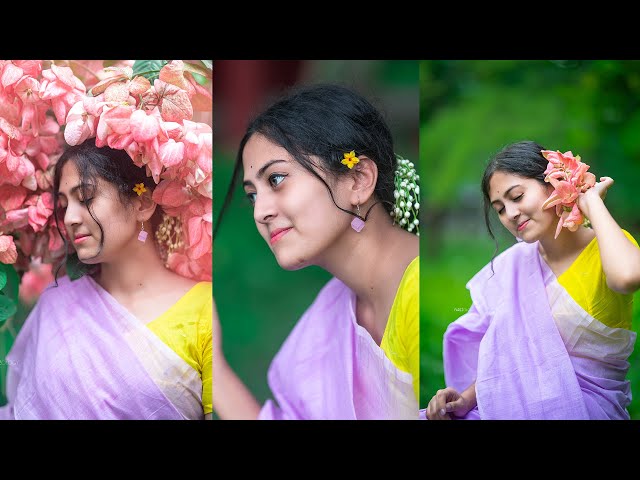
xmin=443 ymin=241 xmax=635 ymax=420
xmin=259 ymin=278 xmax=418 ymax=420
xmin=0 ymin=275 xmax=203 ymax=420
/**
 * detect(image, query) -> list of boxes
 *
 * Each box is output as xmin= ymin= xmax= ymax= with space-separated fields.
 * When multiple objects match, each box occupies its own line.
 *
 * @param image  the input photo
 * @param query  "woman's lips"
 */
xmin=74 ymin=234 xmax=90 ymax=245
xmin=517 ymin=220 xmax=529 ymax=232
xmin=270 ymin=227 xmax=292 ymax=245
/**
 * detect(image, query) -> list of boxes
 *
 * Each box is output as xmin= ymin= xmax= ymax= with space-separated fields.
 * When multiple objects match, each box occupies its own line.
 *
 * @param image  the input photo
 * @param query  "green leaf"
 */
xmin=0 ymin=265 xmax=7 ymax=291
xmin=1 ymin=264 xmax=19 ymax=305
xmin=132 ymin=60 xmax=168 ymax=82
xmin=0 ymin=294 xmax=17 ymax=323
xmin=183 ymin=61 xmax=213 ymax=79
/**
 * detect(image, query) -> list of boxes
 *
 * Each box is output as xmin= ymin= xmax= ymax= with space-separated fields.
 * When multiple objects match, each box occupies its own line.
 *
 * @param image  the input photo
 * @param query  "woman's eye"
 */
xmin=246 ymin=192 xmax=257 ymax=205
xmin=497 ymin=207 xmax=505 ymax=215
xmin=513 ymin=194 xmax=523 ymax=201
xmin=269 ymin=173 xmax=286 ymax=188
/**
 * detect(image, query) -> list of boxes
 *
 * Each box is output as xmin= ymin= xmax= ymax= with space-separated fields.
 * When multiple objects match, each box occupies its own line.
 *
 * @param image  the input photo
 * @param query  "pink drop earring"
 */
xmin=351 ymin=204 xmax=365 ymax=233
xmin=138 ymin=221 xmax=148 ymax=243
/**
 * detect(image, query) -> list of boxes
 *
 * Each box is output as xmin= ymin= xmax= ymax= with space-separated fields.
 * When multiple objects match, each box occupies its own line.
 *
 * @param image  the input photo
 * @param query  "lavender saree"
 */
xmin=258 ymin=278 xmax=418 ymax=420
xmin=0 ymin=275 xmax=203 ymax=420
xmin=443 ymin=240 xmax=635 ymax=420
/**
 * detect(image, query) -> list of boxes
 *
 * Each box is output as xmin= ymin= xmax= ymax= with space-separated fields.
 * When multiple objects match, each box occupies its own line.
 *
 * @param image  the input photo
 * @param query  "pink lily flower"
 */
xmin=562 ymin=204 xmax=584 ymax=232
xmin=542 ymin=177 xmax=580 ymax=210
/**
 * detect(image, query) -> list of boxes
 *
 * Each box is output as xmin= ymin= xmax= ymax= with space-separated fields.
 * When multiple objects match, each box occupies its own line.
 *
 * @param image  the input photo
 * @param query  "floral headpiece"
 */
xmin=0 ymin=60 xmax=212 ymax=321
xmin=340 ymin=151 xmax=420 ymax=235
xmin=540 ymin=149 xmax=596 ymax=239
xmin=392 ymin=155 xmax=420 ymax=236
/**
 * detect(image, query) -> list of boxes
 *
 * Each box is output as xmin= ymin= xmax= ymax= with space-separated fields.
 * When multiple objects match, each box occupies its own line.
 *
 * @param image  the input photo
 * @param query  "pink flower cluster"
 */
xmin=63 ymin=61 xmax=212 ymax=281
xmin=540 ymin=149 xmax=596 ymax=239
xmin=0 ymin=61 xmax=82 ymax=291
xmin=0 ymin=60 xmax=212 ymax=303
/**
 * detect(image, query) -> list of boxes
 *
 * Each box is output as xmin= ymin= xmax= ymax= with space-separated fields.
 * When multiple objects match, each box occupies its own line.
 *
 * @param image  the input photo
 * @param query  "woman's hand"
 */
xmin=576 ymin=176 xmax=614 ymax=219
xmin=426 ymin=387 xmax=473 ymax=420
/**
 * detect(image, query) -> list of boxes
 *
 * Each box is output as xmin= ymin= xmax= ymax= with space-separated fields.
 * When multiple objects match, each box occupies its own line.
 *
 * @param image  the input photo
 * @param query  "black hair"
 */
xmin=214 ymin=83 xmax=397 ymax=238
xmin=481 ymin=140 xmax=549 ymax=269
xmin=52 ymin=139 xmax=160 ymax=281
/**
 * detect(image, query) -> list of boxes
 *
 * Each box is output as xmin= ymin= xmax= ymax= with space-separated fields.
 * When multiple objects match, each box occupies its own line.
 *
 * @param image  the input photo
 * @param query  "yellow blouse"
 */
xmin=146 ymin=282 xmax=213 ymax=415
xmin=558 ymin=230 xmax=638 ymax=330
xmin=380 ymin=256 xmax=420 ymax=402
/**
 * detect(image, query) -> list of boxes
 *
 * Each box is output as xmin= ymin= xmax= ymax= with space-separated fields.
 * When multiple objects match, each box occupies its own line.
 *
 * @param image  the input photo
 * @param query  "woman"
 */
xmin=214 ymin=84 xmax=420 ymax=420
xmin=0 ymin=141 xmax=212 ymax=420
xmin=427 ymin=140 xmax=640 ymax=420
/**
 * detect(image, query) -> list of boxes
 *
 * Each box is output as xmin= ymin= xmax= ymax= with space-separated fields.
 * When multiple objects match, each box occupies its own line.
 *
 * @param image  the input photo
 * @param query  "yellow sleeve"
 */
xmin=623 ymin=229 xmax=639 ymax=248
xmin=380 ymin=257 xmax=420 ymax=402
xmin=199 ymin=295 xmax=213 ymax=415
xmin=402 ymin=261 xmax=420 ymax=402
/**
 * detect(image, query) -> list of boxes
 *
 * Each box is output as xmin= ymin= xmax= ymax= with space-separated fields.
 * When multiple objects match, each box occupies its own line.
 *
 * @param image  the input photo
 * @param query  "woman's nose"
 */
xmin=253 ymin=191 xmax=277 ymax=224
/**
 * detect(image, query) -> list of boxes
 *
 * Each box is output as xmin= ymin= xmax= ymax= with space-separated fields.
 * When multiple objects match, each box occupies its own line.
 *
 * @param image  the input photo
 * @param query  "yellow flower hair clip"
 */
xmin=133 ymin=182 xmax=147 ymax=196
xmin=341 ymin=151 xmax=360 ymax=169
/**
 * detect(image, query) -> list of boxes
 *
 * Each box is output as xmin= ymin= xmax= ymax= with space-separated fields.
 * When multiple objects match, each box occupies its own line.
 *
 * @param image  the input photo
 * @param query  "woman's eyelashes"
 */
xmin=246 ymin=173 xmax=288 ymax=205
xmin=268 ymin=172 xmax=287 ymax=188
xmin=496 ymin=194 xmax=523 ymax=215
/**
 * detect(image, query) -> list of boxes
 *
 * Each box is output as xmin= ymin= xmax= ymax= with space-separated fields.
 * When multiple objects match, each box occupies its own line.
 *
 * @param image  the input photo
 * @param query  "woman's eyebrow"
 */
xmin=244 ymin=159 xmax=288 ymax=188
xmin=491 ymin=184 xmax=520 ymax=205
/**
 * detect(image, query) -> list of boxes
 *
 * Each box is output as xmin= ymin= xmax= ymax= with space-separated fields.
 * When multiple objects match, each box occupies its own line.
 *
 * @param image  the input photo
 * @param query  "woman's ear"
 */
xmin=347 ymin=155 xmax=378 ymax=206
xmin=134 ymin=191 xmax=157 ymax=222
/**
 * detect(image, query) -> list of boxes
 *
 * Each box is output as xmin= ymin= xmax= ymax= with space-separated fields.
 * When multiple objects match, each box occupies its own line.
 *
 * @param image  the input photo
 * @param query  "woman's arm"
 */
xmin=213 ymin=358 xmax=262 ymax=420
xmin=577 ymin=177 xmax=640 ymax=294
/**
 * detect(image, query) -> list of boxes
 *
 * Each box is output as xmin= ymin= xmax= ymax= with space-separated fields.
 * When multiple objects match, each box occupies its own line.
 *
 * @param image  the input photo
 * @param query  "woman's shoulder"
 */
xmin=170 ymin=278 xmax=212 ymax=315
xmin=402 ymin=256 xmax=419 ymax=284
xmin=468 ymin=241 xmax=534 ymax=287
xmin=37 ymin=274 xmax=86 ymax=301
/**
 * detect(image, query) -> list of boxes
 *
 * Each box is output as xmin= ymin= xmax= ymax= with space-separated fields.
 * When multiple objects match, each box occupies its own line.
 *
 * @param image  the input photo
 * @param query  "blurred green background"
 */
xmin=421 ymin=60 xmax=640 ymax=417
xmin=0 ymin=307 xmax=30 ymax=405
xmin=214 ymin=60 xmax=419 ymax=414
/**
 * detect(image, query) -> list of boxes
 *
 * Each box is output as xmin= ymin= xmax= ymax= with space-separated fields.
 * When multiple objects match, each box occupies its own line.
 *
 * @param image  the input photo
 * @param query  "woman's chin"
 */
xmin=275 ymin=254 xmax=310 ymax=271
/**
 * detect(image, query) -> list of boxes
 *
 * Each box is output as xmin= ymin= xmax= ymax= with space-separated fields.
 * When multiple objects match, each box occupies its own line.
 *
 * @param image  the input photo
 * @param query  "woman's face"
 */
xmin=488 ymin=171 xmax=557 ymax=243
xmin=57 ymin=160 xmax=139 ymax=264
xmin=242 ymin=134 xmax=352 ymax=270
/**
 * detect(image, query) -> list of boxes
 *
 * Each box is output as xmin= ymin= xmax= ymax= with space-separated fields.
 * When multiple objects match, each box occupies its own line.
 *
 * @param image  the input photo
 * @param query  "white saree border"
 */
xmin=346 ymin=291 xmax=419 ymax=420
xmin=542 ymin=260 xmax=636 ymax=419
xmin=86 ymin=277 xmax=204 ymax=420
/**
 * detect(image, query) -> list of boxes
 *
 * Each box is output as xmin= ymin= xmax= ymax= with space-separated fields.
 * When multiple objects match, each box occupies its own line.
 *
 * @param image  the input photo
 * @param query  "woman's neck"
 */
xmin=317 ymin=206 xmax=418 ymax=341
xmin=538 ymin=225 xmax=596 ymax=264
xmin=96 ymin=241 xmax=172 ymax=298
